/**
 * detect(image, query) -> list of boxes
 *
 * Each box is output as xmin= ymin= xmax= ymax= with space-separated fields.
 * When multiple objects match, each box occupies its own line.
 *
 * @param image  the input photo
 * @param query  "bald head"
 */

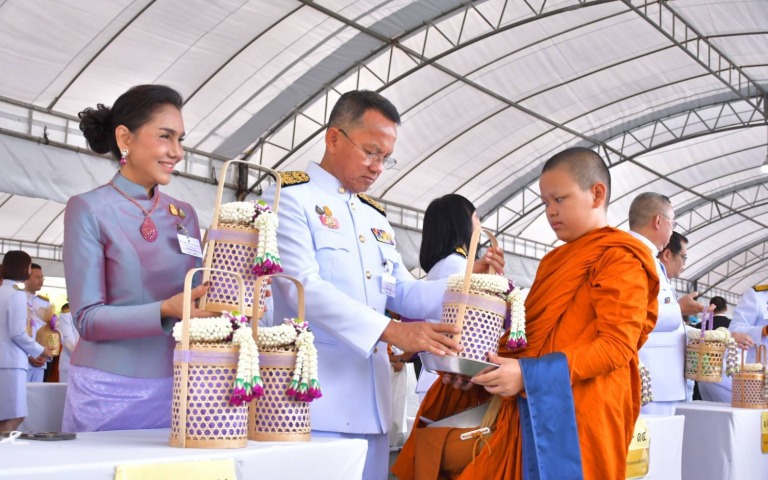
xmin=628 ymin=192 xmax=673 ymax=230
xmin=541 ymin=147 xmax=611 ymax=209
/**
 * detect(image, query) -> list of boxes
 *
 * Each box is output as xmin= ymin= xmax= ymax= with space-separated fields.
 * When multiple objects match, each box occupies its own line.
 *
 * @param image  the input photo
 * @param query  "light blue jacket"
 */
xmin=0 ymin=281 xmax=44 ymax=369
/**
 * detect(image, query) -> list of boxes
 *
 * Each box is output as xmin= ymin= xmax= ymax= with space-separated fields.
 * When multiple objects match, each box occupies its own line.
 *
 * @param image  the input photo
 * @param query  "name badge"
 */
xmin=177 ymin=234 xmax=203 ymax=258
xmin=382 ymin=260 xmax=396 ymax=297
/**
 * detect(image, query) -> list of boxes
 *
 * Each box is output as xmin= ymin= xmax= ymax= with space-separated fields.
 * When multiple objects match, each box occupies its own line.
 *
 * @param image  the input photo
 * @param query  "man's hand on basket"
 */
xmin=471 ymin=353 xmax=524 ymax=397
xmin=472 ymin=246 xmax=505 ymax=275
xmin=161 ymin=282 xmax=215 ymax=319
xmin=731 ymin=332 xmax=754 ymax=350
xmin=380 ymin=321 xmax=461 ymax=356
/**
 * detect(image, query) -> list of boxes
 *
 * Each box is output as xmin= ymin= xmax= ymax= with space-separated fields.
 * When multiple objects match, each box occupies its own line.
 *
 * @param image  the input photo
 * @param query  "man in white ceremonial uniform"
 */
xmin=24 ymin=263 xmax=49 ymax=382
xmin=629 ymin=194 xmax=702 ymax=415
xmin=262 ymin=91 xmax=498 ymax=480
xmin=730 ymin=284 xmax=768 ymax=363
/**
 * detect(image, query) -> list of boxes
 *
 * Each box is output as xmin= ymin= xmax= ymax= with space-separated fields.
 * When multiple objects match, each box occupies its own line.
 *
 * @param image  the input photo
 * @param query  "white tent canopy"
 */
xmin=1 ymin=0 xmax=767 ymax=300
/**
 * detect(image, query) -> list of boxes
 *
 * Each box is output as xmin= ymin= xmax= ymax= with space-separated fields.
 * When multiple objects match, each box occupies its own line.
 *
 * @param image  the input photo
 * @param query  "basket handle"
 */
xmin=180 ymin=268 xmax=245 ymax=351
xmin=699 ymin=311 xmax=713 ymax=339
xmin=460 ymin=228 xmax=500 ymax=295
xmin=252 ymin=274 xmax=306 ymax=341
xmin=758 ymin=344 xmax=767 ymax=365
xmin=211 ymin=160 xmax=282 ymax=228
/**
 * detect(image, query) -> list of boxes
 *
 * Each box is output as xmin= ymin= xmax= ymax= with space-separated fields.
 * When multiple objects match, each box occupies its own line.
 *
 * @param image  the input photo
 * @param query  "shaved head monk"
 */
xmin=392 ymin=147 xmax=660 ymax=480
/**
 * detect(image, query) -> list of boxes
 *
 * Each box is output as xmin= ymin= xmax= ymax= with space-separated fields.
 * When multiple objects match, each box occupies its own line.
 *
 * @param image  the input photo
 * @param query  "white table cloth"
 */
xmin=676 ymin=401 xmax=768 ymax=480
xmin=18 ymin=382 xmax=67 ymax=432
xmin=0 ymin=428 xmax=367 ymax=480
xmin=636 ymin=414 xmax=685 ymax=480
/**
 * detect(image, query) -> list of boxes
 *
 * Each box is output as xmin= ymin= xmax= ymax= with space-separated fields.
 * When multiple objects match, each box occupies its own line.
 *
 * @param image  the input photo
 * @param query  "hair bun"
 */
xmin=78 ymin=104 xmax=113 ymax=154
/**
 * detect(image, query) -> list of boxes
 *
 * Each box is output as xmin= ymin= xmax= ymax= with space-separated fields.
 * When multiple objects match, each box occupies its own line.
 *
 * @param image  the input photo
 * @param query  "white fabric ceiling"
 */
xmin=1 ymin=0 xmax=767 ymax=300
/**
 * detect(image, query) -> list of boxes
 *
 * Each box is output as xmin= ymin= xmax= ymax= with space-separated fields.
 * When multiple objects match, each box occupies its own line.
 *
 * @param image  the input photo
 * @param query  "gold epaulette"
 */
xmin=13 ymin=283 xmax=24 ymax=291
xmin=37 ymin=294 xmax=49 ymax=302
xmin=753 ymin=284 xmax=768 ymax=292
xmin=357 ymin=194 xmax=386 ymax=217
xmin=280 ymin=171 xmax=309 ymax=187
xmin=455 ymin=247 xmax=468 ymax=258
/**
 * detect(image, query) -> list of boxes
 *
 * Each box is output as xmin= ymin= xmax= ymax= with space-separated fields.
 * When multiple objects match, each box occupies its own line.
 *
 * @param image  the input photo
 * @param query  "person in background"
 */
xmin=0 ymin=251 xmax=52 ymax=431
xmin=57 ymin=303 xmax=79 ymax=383
xmin=729 ymin=284 xmax=768 ymax=364
xmin=24 ymin=263 xmax=49 ymax=382
xmin=414 ymin=193 xmax=504 ymax=402
xmin=657 ymin=231 xmax=705 ymax=402
xmin=627 ymin=193 xmax=689 ymax=415
xmin=62 ymin=84 xmax=210 ymax=432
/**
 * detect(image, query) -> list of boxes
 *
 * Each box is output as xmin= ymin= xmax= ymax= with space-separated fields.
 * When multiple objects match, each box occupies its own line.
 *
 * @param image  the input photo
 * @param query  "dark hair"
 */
xmin=2 ymin=250 xmax=32 ymax=281
xmin=31 ymin=263 xmax=41 ymax=270
xmin=78 ymin=85 xmax=183 ymax=160
xmin=709 ymin=296 xmax=727 ymax=313
xmin=542 ymin=147 xmax=612 ymax=206
xmin=328 ymin=90 xmax=401 ymax=130
xmin=660 ymin=231 xmax=688 ymax=255
xmin=419 ymin=194 xmax=476 ymax=273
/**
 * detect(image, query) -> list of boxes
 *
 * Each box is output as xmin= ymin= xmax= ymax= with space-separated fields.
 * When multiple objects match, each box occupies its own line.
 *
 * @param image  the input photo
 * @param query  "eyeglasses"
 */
xmin=658 ymin=213 xmax=677 ymax=229
xmin=673 ymin=252 xmax=688 ymax=264
xmin=338 ymin=128 xmax=397 ymax=169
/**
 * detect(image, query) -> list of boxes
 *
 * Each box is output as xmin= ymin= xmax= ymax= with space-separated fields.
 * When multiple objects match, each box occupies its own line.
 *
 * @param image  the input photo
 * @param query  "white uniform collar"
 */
xmin=628 ymin=230 xmax=659 ymax=258
xmin=307 ymin=162 xmax=352 ymax=199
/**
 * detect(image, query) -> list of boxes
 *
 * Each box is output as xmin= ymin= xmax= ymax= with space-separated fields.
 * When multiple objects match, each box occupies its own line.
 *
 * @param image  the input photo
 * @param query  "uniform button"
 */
xmin=338 ymin=186 xmax=346 ymax=194
xmin=359 ymin=234 xmax=365 ymax=243
xmin=373 ymin=347 xmax=379 ymax=353
xmin=365 ymin=271 xmax=371 ymax=279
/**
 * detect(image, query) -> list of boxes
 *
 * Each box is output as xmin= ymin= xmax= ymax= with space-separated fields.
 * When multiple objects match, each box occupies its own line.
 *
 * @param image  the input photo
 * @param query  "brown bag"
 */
xmin=413 ymin=396 xmax=502 ymax=480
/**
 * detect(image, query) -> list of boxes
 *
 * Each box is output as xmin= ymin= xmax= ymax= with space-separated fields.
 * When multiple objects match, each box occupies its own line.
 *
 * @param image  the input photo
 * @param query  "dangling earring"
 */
xmin=120 ymin=149 xmax=128 ymax=166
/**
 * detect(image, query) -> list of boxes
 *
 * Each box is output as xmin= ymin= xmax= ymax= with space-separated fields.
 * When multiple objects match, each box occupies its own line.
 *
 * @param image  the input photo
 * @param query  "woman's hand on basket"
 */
xmin=731 ymin=332 xmax=754 ymax=350
xmin=471 ymin=353 xmax=523 ymax=397
xmin=161 ymin=282 xmax=215 ymax=319
xmin=380 ymin=321 xmax=462 ymax=356
xmin=472 ymin=246 xmax=505 ymax=275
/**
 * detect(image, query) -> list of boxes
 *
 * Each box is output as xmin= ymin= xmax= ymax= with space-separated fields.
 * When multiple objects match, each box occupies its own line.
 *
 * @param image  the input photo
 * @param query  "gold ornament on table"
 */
xmin=35 ymin=305 xmax=61 ymax=356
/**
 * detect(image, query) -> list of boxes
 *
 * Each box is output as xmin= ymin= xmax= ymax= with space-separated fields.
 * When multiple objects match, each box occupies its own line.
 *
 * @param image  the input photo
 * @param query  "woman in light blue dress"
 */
xmin=0 ymin=250 xmax=50 ymax=431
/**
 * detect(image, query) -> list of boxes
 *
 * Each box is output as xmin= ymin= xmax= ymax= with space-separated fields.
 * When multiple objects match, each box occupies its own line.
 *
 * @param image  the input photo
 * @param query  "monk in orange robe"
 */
xmin=392 ymin=147 xmax=659 ymax=480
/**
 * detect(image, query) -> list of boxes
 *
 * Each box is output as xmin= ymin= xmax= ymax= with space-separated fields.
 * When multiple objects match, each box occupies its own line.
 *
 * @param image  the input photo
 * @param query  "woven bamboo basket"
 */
xmin=684 ymin=312 xmax=727 ymax=383
xmin=199 ymin=160 xmax=280 ymax=318
xmin=732 ymin=345 xmax=768 ymax=409
xmin=249 ymin=274 xmax=311 ymax=442
xmin=170 ymin=268 xmax=250 ymax=449
xmin=441 ymin=228 xmax=507 ymax=363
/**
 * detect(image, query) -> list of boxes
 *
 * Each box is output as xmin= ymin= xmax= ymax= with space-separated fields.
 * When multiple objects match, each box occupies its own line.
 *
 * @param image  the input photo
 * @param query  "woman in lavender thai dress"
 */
xmin=62 ymin=85 xmax=211 ymax=432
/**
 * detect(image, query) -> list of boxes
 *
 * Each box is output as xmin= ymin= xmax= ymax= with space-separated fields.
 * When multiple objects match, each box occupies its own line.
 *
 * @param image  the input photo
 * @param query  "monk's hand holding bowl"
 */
xmin=471 ymin=353 xmax=524 ymax=397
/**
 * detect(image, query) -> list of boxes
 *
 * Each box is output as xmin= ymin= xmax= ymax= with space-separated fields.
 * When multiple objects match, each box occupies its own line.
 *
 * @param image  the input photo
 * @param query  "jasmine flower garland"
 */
xmin=252 ymin=211 xmax=283 ymax=276
xmin=218 ymin=200 xmax=283 ymax=276
xmin=446 ymin=273 xmax=509 ymax=298
xmin=639 ymin=362 xmax=653 ymax=406
xmin=255 ymin=318 xmax=322 ymax=402
xmin=172 ymin=311 xmax=262 ymax=406
xmin=505 ymin=288 xmax=527 ymax=349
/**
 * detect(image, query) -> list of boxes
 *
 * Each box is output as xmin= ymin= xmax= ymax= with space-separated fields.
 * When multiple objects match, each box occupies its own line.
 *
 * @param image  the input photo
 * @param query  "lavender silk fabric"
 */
xmin=62 ymin=365 xmax=172 ymax=432
xmin=62 ymin=173 xmax=201 ymax=431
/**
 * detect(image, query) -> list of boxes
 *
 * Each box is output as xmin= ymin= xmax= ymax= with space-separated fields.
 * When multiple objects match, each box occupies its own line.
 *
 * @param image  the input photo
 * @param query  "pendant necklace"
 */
xmin=109 ymin=181 xmax=160 ymax=242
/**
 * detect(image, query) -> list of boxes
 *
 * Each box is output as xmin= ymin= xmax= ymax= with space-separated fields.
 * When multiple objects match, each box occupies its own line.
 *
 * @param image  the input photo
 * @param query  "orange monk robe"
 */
xmin=393 ymin=227 xmax=659 ymax=480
